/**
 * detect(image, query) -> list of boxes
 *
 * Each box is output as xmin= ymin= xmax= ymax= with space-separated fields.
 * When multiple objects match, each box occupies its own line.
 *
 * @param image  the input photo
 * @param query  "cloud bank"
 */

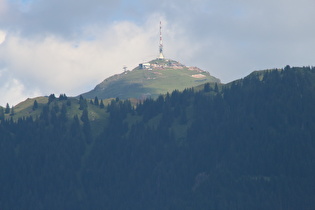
xmin=0 ymin=0 xmax=315 ymax=106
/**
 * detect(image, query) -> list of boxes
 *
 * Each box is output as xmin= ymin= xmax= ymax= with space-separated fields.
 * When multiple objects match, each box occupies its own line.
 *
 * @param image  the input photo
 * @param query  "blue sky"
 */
xmin=0 ymin=0 xmax=315 ymax=106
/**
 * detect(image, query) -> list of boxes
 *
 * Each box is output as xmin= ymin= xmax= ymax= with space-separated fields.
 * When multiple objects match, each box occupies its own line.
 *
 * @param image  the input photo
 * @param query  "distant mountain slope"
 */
xmin=82 ymin=59 xmax=220 ymax=99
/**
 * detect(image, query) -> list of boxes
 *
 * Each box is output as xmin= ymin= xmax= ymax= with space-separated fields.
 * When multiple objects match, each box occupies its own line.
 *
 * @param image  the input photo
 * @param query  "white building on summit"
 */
xmin=139 ymin=63 xmax=151 ymax=69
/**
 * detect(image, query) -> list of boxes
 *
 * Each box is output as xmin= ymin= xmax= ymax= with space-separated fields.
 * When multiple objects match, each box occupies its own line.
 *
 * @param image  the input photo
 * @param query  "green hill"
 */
xmin=82 ymin=58 xmax=220 ymax=99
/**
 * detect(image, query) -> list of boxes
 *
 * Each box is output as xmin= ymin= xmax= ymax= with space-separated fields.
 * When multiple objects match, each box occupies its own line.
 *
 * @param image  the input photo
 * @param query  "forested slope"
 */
xmin=0 ymin=66 xmax=315 ymax=209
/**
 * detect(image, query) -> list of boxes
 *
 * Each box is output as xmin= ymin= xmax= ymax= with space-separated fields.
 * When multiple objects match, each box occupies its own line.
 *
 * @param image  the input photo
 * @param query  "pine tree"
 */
xmin=214 ymin=83 xmax=219 ymax=93
xmin=0 ymin=107 xmax=4 ymax=120
xmin=81 ymin=108 xmax=91 ymax=143
xmin=79 ymin=95 xmax=87 ymax=110
xmin=100 ymin=100 xmax=105 ymax=109
xmin=71 ymin=115 xmax=81 ymax=137
xmin=5 ymin=103 xmax=10 ymax=114
xmin=204 ymin=83 xmax=211 ymax=92
xmin=48 ymin=94 xmax=56 ymax=104
xmin=32 ymin=100 xmax=38 ymax=111
xmin=59 ymin=94 xmax=68 ymax=101
xmin=60 ymin=103 xmax=68 ymax=122
xmin=94 ymin=96 xmax=99 ymax=106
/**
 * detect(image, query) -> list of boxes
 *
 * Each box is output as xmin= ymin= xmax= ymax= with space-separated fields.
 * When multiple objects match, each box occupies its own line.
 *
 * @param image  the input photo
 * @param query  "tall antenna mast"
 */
xmin=158 ymin=21 xmax=164 ymax=60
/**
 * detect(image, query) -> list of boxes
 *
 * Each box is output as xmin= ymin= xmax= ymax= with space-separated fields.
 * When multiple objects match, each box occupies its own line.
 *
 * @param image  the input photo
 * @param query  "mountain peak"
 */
xmin=81 ymin=58 xmax=220 ymax=100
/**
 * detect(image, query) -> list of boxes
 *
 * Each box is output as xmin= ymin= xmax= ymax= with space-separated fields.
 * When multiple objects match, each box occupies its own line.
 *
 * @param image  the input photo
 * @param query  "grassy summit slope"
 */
xmin=82 ymin=59 xmax=220 ymax=99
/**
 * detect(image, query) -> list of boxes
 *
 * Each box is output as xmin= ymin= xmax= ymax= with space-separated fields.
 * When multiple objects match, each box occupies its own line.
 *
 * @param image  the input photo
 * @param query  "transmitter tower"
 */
xmin=158 ymin=21 xmax=164 ymax=60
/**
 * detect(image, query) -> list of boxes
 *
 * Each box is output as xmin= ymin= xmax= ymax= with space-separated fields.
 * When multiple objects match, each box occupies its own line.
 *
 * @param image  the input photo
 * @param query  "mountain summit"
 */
xmin=81 ymin=58 xmax=220 ymax=100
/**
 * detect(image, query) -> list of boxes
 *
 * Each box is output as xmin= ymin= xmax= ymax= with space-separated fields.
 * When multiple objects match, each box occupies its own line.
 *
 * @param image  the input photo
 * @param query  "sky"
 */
xmin=0 ymin=0 xmax=315 ymax=106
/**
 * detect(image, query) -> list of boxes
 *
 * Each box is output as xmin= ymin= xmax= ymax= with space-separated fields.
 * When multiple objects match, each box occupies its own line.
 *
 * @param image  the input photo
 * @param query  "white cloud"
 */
xmin=0 ymin=30 xmax=5 ymax=44
xmin=0 ymin=68 xmax=41 ymax=106
xmin=0 ymin=18 xmax=164 ymax=106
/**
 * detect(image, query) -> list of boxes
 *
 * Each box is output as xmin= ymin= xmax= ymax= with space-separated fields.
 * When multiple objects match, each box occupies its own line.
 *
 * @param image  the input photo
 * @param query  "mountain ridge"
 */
xmin=1 ymin=65 xmax=315 ymax=209
xmin=2 ymin=65 xmax=311 ymax=121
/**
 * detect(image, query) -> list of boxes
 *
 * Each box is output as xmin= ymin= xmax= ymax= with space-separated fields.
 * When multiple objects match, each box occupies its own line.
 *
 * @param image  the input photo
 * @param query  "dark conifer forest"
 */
xmin=1 ymin=66 xmax=315 ymax=209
